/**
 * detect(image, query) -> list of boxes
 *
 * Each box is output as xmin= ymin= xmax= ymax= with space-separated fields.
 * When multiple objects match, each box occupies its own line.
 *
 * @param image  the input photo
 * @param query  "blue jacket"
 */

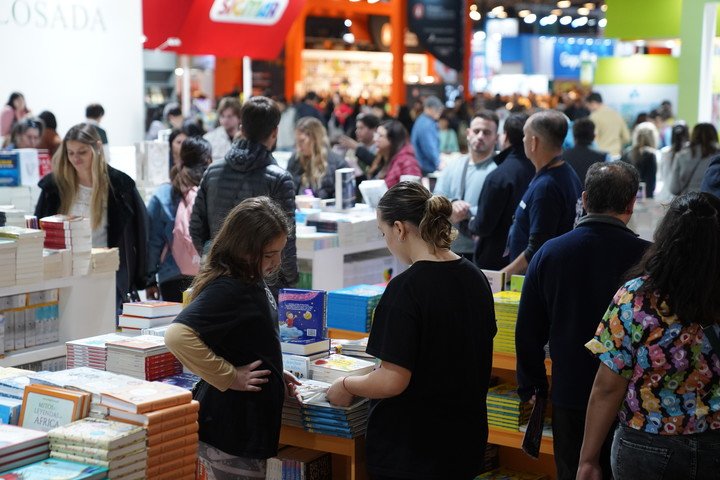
xmin=147 ymin=183 xmax=182 ymax=284
xmin=701 ymin=154 xmax=720 ymax=198
xmin=410 ymin=113 xmax=440 ymax=175
xmin=515 ymin=215 xmax=651 ymax=409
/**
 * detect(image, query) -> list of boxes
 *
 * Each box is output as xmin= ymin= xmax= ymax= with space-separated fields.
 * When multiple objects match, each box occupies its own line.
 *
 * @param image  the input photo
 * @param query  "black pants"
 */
xmin=553 ymin=405 xmax=613 ymax=480
xmin=159 ymin=276 xmax=193 ymax=303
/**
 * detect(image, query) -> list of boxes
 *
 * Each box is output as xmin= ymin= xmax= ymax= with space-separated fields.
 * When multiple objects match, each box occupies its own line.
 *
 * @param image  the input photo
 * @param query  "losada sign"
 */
xmin=0 ymin=0 xmax=106 ymax=31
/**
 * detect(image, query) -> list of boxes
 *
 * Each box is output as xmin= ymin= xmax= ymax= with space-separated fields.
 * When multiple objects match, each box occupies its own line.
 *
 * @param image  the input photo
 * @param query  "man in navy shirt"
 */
xmin=515 ymin=161 xmax=651 ymax=480
xmin=502 ymin=110 xmax=582 ymax=277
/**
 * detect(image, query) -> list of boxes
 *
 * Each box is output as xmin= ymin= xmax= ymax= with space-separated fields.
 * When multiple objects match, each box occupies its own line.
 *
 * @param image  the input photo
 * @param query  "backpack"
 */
xmin=171 ymin=187 xmax=201 ymax=275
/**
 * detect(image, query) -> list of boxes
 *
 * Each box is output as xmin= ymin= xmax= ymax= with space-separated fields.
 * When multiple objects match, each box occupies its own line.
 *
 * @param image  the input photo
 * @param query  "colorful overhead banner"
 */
xmin=407 ymin=0 xmax=463 ymax=71
xmin=142 ymin=0 xmax=306 ymax=59
xmin=553 ymin=39 xmax=615 ymax=80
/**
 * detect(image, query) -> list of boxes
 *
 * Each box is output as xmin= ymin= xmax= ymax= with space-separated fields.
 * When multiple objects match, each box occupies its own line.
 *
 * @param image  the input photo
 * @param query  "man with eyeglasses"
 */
xmin=433 ymin=110 xmax=500 ymax=259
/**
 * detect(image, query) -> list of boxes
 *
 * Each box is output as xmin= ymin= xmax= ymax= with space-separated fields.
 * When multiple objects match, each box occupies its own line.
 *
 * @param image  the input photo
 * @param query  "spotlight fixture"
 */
xmin=524 ymin=13 xmax=537 ymax=24
xmin=557 ymin=0 xmax=571 ymax=8
xmin=559 ymin=15 xmax=572 ymax=25
xmin=598 ymin=18 xmax=607 ymax=28
xmin=518 ymin=9 xmax=531 ymax=17
xmin=469 ymin=10 xmax=481 ymax=21
xmin=577 ymin=7 xmax=590 ymax=15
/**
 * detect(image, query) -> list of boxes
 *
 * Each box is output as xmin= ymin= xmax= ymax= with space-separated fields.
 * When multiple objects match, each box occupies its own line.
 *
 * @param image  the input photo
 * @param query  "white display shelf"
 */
xmin=0 ymin=271 xmax=116 ymax=368
xmin=297 ymin=239 xmax=399 ymax=291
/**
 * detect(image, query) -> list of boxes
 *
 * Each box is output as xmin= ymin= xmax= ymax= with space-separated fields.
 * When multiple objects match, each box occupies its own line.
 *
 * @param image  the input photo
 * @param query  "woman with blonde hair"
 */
xmin=620 ymin=121 xmax=659 ymax=198
xmin=287 ymin=116 xmax=348 ymax=198
xmin=35 ymin=123 xmax=149 ymax=312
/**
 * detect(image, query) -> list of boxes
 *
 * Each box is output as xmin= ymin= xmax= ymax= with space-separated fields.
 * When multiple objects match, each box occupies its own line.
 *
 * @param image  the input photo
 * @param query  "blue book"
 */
xmin=0 ymin=153 xmax=20 ymax=187
xmin=157 ymin=372 xmax=200 ymax=391
xmin=0 ymin=458 xmax=108 ymax=479
xmin=278 ymin=289 xmax=327 ymax=342
xmin=0 ymin=397 xmax=22 ymax=425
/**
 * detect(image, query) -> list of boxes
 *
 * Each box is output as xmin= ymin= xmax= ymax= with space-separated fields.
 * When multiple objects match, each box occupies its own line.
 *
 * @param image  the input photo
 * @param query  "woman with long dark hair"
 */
xmin=146 ymin=136 xmax=212 ymax=302
xmin=165 ymin=197 xmax=301 ymax=480
xmin=367 ymin=120 xmax=421 ymax=188
xmin=577 ymin=192 xmax=720 ymax=480
xmin=669 ymin=122 xmax=719 ymax=195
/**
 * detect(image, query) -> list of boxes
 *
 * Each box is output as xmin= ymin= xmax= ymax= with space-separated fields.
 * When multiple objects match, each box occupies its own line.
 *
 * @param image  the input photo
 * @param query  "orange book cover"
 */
xmin=147 ymin=422 xmax=199 ymax=446
xmin=108 ymin=411 xmax=197 ymax=435
xmin=147 ymin=444 xmax=198 ymax=468
xmin=145 ymin=433 xmax=198 ymax=455
xmin=147 ymin=452 xmax=197 ymax=478
xmin=19 ymin=384 xmax=88 ymax=431
xmin=100 ymin=382 xmax=192 ymax=414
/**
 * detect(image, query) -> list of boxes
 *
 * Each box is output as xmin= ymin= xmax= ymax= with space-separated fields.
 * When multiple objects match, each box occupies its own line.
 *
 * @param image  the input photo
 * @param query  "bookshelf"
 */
xmin=0 ymin=272 xmax=117 ymax=367
xmin=491 ymin=351 xmax=556 ymax=479
xmin=280 ymin=425 xmax=366 ymax=480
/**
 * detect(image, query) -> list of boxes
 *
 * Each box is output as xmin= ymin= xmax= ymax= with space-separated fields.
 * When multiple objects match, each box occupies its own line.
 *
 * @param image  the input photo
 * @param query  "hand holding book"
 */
xmin=284 ymin=370 xmax=302 ymax=402
xmin=229 ymin=360 xmax=271 ymax=392
xmin=326 ymin=376 xmax=355 ymax=407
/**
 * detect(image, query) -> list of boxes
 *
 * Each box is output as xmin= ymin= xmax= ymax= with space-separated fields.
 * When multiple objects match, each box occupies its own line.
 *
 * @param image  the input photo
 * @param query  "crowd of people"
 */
xmin=2 ymin=85 xmax=720 ymax=480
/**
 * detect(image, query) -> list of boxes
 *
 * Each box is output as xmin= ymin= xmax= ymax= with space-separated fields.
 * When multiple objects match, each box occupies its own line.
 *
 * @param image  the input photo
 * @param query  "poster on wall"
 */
xmin=408 ymin=0 xmax=463 ymax=71
xmin=594 ymin=85 xmax=678 ymax=127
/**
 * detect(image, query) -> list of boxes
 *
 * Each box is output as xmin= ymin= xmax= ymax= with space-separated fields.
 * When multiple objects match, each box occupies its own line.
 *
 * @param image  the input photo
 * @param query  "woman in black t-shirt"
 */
xmin=165 ymin=197 xmax=301 ymax=480
xmin=327 ymin=181 xmax=497 ymax=480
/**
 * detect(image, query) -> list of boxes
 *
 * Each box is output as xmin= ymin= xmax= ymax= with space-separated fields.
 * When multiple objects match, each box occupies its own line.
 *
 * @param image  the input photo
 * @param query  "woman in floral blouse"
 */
xmin=577 ymin=191 xmax=720 ymax=480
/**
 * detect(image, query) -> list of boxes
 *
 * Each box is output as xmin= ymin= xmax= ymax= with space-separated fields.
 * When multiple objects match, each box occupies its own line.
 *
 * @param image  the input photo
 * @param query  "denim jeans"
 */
xmin=612 ymin=424 xmax=720 ymax=480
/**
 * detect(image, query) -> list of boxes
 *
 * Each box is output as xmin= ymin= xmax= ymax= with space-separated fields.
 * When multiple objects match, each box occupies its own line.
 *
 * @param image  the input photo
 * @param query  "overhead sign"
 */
xmin=407 ymin=0 xmax=463 ymax=71
xmin=553 ymin=39 xmax=615 ymax=79
xmin=209 ymin=0 xmax=288 ymax=25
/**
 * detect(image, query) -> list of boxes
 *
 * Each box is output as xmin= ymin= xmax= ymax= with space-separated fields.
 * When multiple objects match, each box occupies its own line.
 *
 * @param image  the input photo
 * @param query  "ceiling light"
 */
xmin=491 ymin=6 xmax=505 ymax=15
xmin=174 ymin=68 xmax=184 ymax=76
xmin=584 ymin=3 xmax=595 ymax=9
xmin=571 ymin=16 xmax=588 ymax=27
xmin=588 ymin=19 xmax=597 ymax=26
xmin=524 ymin=13 xmax=537 ymax=24
xmin=560 ymin=15 xmax=572 ymax=25
xmin=540 ymin=15 xmax=558 ymax=26
xmin=469 ymin=10 xmax=481 ymax=21
xmin=473 ymin=31 xmax=487 ymax=41
xmin=557 ymin=0 xmax=571 ymax=8
xmin=577 ymin=7 xmax=590 ymax=15
xmin=601 ymin=4 xmax=608 ymax=12
xmin=518 ymin=9 xmax=531 ymax=17
xmin=342 ymin=32 xmax=355 ymax=43
xmin=598 ymin=18 xmax=607 ymax=28
xmin=551 ymin=9 xmax=563 ymax=16
xmin=470 ymin=4 xmax=477 ymax=11
xmin=497 ymin=11 xmax=508 ymax=18
xmin=344 ymin=19 xmax=352 ymax=27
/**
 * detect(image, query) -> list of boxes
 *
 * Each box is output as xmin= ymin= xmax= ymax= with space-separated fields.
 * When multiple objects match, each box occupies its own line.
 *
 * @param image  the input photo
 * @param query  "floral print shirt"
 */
xmin=586 ymin=277 xmax=720 ymax=434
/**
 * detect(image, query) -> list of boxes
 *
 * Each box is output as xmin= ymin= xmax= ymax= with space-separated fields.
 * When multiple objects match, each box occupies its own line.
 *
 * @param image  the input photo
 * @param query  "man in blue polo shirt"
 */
xmin=515 ymin=161 xmax=651 ymax=480
xmin=502 ymin=110 xmax=583 ymax=277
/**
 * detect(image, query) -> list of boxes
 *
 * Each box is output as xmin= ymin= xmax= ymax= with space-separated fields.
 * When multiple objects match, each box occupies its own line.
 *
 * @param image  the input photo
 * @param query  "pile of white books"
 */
xmin=91 ymin=247 xmax=120 ymax=274
xmin=0 ymin=239 xmax=16 ymax=287
xmin=0 ymin=424 xmax=50 ymax=472
xmin=105 ymin=335 xmax=182 ymax=381
xmin=65 ymin=333 xmax=131 ymax=370
xmin=0 ymin=226 xmax=44 ymax=285
xmin=0 ymin=206 xmax=27 ymax=228
xmin=308 ymin=353 xmax=376 ymax=383
xmin=39 ymin=215 xmax=92 ymax=277
xmin=42 ymin=248 xmax=71 ymax=280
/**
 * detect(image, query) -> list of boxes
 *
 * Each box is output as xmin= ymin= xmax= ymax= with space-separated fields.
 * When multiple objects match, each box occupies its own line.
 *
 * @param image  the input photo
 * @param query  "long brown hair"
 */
xmin=53 ymin=123 xmax=109 ymax=230
xmin=295 ymin=117 xmax=328 ymax=189
xmin=369 ymin=120 xmax=409 ymax=178
xmin=188 ymin=197 xmax=290 ymax=301
xmin=170 ymin=136 xmax=211 ymax=198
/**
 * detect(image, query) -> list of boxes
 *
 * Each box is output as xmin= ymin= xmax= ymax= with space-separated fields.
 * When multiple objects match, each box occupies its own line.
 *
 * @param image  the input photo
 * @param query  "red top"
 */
xmin=384 ymin=143 xmax=422 ymax=188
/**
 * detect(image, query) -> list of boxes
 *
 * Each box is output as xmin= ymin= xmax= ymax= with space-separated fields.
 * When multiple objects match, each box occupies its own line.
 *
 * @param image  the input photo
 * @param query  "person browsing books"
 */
xmin=146 ymin=136 xmax=212 ymax=302
xmin=34 ymin=123 xmax=149 ymax=314
xmin=515 ymin=162 xmax=650 ymax=480
xmin=577 ymin=192 xmax=720 ymax=480
xmin=326 ymin=181 xmax=497 ymax=480
xmin=164 ymin=197 xmax=301 ymax=480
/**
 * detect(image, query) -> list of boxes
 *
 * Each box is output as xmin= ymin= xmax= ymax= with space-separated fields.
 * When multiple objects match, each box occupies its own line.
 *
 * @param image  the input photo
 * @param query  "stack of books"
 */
xmin=0 ymin=206 xmax=26 ymax=228
xmin=266 ymin=446 xmax=332 ymax=480
xmin=0 ymin=457 xmax=108 ymax=479
xmin=42 ymin=248 xmax=71 ymax=280
xmin=105 ymin=335 xmax=182 ymax=381
xmin=493 ymin=291 xmax=521 ymax=354
xmin=474 ymin=467 xmax=548 ymax=480
xmin=308 ymin=354 xmax=376 ymax=384
xmin=0 ymin=226 xmax=44 ymax=285
xmin=119 ymin=301 xmax=181 ymax=333
xmin=0 ymin=396 xmax=22 ymax=425
xmin=486 ymin=384 xmax=531 ymax=433
xmin=0 ymin=369 xmax=34 ymax=400
xmin=39 ymin=215 xmax=92 ymax=276
xmin=28 ymin=367 xmax=148 ymax=420
xmin=48 ymin=418 xmax=147 ymax=479
xmin=65 ymin=333 xmax=130 ymax=370
xmin=279 ymin=289 xmax=330 ymax=356
xmin=90 ymin=248 xmax=120 ymax=274
xmin=295 ymin=230 xmax=340 ymax=251
xmin=0 ymin=425 xmax=50 ymax=472
xmin=327 ymin=284 xmax=385 ymax=332
xmin=331 ymin=337 xmax=371 ymax=359
xmin=156 ymin=372 xmax=200 ymax=391
xmin=0 ymin=239 xmax=15 ymax=288
xmin=283 ymin=379 xmax=369 ymax=439
xmin=101 ymin=381 xmax=197 ymax=478
xmin=140 ymin=325 xmax=172 ymax=337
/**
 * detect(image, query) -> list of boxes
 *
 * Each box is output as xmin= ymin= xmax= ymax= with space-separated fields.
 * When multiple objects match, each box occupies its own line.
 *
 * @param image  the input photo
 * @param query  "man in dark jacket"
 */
xmin=701 ymin=153 xmax=720 ymax=198
xmin=563 ymin=117 xmax=608 ymax=187
xmin=515 ymin=161 xmax=651 ymax=480
xmin=468 ymin=113 xmax=535 ymax=270
xmin=190 ymin=96 xmax=298 ymax=290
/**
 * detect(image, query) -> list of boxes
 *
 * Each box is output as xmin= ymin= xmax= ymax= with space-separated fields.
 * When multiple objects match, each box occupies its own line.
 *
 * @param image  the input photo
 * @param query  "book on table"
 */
xmin=308 ymin=353 xmax=376 ymax=383
xmin=117 ymin=313 xmax=176 ymax=329
xmin=0 ymin=457 xmax=108 ymax=479
xmin=18 ymin=385 xmax=91 ymax=432
xmin=280 ymin=337 xmax=331 ymax=356
xmin=48 ymin=418 xmax=145 ymax=451
xmin=121 ymin=301 xmax=182 ymax=318
xmin=100 ymin=381 xmax=192 ymax=414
